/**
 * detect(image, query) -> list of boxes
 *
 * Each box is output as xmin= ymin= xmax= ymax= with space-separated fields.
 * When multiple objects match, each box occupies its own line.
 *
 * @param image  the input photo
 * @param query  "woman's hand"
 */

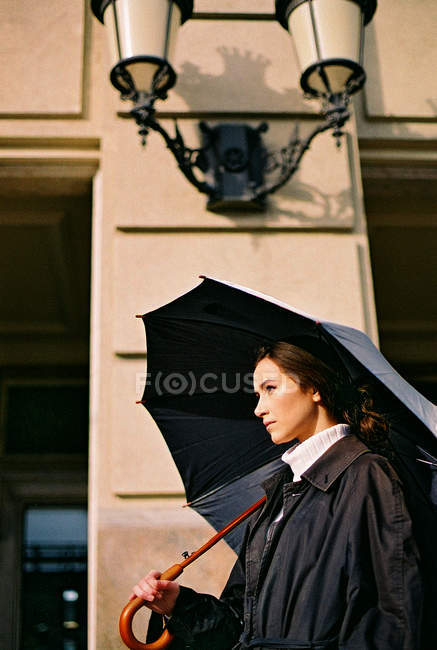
xmin=129 ymin=570 xmax=180 ymax=616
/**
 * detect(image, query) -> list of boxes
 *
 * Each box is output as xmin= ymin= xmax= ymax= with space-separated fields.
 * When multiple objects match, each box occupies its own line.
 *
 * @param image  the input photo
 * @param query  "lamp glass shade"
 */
xmin=105 ymin=0 xmax=182 ymax=95
xmin=288 ymin=0 xmax=363 ymax=95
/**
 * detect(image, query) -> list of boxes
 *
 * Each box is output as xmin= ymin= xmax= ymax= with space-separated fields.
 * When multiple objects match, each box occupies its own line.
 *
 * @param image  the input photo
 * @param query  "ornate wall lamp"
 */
xmin=91 ymin=0 xmax=377 ymax=211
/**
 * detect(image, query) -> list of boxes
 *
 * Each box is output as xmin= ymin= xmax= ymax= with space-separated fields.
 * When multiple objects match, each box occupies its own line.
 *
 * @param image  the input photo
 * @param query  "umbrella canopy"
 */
xmin=138 ymin=276 xmax=437 ymax=552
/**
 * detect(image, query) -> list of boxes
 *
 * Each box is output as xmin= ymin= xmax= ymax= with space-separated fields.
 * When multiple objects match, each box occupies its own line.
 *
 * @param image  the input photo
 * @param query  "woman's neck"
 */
xmin=298 ymin=409 xmax=339 ymax=444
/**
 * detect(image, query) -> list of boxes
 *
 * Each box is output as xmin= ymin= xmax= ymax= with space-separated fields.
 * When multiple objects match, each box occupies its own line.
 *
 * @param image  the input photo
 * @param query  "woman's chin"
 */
xmin=270 ymin=431 xmax=287 ymax=445
xmin=270 ymin=431 xmax=299 ymax=446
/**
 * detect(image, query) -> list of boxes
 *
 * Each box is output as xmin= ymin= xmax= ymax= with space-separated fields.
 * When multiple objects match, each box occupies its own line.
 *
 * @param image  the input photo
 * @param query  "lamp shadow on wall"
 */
xmin=174 ymin=47 xmax=352 ymax=225
xmin=426 ymin=99 xmax=437 ymax=117
xmin=267 ymin=183 xmax=354 ymax=227
xmin=175 ymin=47 xmax=310 ymax=114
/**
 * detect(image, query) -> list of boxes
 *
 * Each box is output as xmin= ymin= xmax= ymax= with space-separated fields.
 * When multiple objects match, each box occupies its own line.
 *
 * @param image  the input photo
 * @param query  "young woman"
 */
xmin=130 ymin=342 xmax=423 ymax=649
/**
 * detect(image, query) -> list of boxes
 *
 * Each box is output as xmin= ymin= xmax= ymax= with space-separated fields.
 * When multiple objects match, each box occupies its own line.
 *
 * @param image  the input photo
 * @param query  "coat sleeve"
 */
xmin=161 ymin=552 xmax=245 ymax=650
xmin=146 ymin=527 xmax=249 ymax=650
xmin=339 ymin=457 xmax=423 ymax=649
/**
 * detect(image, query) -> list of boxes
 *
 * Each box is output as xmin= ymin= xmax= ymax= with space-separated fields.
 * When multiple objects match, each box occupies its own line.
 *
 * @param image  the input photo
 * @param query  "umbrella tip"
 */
xmin=135 ymin=314 xmax=143 ymax=318
xmin=136 ymin=400 xmax=145 ymax=404
xmin=182 ymin=501 xmax=191 ymax=508
xmin=198 ymin=275 xmax=206 ymax=279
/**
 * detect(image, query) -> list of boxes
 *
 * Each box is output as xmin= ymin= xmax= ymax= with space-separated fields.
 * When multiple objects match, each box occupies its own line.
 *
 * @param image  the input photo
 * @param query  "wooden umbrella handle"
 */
xmin=119 ymin=497 xmax=266 ymax=650
xmin=119 ymin=564 xmax=184 ymax=650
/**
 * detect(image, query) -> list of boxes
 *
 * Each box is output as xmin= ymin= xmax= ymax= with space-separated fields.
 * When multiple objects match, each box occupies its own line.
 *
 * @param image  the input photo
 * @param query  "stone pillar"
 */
xmin=88 ymin=2 xmax=378 ymax=647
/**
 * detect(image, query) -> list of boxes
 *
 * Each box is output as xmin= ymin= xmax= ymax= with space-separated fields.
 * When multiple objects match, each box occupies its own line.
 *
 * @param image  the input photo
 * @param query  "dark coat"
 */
xmin=148 ymin=435 xmax=426 ymax=649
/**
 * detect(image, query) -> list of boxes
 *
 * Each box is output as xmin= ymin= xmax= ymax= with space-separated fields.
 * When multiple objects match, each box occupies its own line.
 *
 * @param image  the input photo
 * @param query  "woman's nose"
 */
xmin=254 ymin=397 xmax=267 ymax=418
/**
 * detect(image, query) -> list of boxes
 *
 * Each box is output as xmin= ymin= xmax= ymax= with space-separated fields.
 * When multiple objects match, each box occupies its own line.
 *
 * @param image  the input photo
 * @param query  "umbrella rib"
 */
xmin=185 ymin=455 xmax=284 ymax=507
xmin=393 ymin=449 xmax=437 ymax=520
xmin=417 ymin=458 xmax=437 ymax=468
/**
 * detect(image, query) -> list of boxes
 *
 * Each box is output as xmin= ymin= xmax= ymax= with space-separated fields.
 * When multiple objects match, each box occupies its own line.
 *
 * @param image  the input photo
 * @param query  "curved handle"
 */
xmin=119 ymin=599 xmax=174 ymax=650
xmin=119 ymin=564 xmax=184 ymax=650
xmin=119 ymin=498 xmax=267 ymax=649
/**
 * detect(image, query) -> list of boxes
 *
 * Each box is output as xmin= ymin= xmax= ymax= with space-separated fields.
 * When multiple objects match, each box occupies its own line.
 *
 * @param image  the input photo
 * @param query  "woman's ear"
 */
xmin=312 ymin=389 xmax=322 ymax=403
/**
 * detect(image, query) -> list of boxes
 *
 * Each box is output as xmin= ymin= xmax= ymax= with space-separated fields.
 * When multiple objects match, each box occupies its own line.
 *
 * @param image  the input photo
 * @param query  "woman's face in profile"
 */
xmin=253 ymin=357 xmax=321 ymax=445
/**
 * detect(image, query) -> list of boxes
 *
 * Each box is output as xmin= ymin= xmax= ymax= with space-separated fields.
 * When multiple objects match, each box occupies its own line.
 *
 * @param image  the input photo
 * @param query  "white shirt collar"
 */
xmin=281 ymin=423 xmax=351 ymax=481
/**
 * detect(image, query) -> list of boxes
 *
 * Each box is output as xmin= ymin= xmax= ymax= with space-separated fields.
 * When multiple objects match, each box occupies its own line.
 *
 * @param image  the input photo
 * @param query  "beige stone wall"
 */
xmin=5 ymin=1 xmax=436 ymax=648
xmin=89 ymin=5 xmax=378 ymax=648
xmin=357 ymin=0 xmax=437 ymax=139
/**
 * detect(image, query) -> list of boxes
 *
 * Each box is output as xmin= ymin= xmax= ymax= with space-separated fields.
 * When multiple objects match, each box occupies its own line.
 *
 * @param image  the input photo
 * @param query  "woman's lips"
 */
xmin=264 ymin=420 xmax=275 ymax=430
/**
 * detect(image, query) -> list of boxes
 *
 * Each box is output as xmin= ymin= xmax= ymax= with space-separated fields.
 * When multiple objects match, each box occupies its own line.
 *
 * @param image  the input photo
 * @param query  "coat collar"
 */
xmin=262 ymin=434 xmax=370 ymax=496
xmin=302 ymin=433 xmax=370 ymax=491
xmin=261 ymin=464 xmax=292 ymax=500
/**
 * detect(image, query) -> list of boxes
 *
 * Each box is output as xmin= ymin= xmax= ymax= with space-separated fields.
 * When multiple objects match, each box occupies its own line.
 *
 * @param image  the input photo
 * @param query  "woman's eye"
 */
xmin=265 ymin=385 xmax=275 ymax=392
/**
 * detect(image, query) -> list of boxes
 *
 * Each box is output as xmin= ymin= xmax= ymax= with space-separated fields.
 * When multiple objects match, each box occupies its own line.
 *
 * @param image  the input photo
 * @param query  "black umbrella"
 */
xmin=137 ymin=276 xmax=437 ymax=553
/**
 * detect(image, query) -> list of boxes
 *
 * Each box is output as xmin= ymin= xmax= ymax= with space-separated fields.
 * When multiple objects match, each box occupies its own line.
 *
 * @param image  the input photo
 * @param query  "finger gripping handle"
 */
xmin=119 ymin=565 xmax=183 ymax=650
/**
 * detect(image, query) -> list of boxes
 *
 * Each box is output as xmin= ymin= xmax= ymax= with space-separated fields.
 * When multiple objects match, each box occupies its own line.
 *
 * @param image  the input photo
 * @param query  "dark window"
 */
xmin=4 ymin=384 xmax=88 ymax=454
xmin=21 ymin=507 xmax=87 ymax=650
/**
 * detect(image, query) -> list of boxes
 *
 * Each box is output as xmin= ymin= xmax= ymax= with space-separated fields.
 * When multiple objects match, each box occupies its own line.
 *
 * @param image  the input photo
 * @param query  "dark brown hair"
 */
xmin=256 ymin=341 xmax=390 ymax=452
